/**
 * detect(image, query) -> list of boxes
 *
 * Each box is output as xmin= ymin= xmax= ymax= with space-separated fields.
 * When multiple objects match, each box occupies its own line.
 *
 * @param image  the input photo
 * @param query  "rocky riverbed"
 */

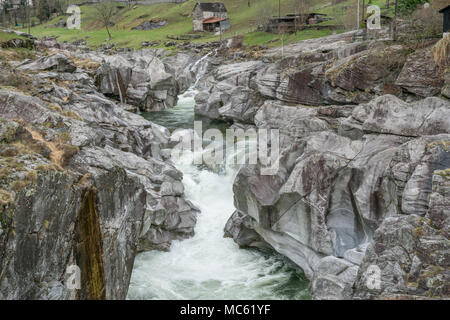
xmin=0 ymin=45 xmax=199 ymax=299
xmin=0 ymin=30 xmax=449 ymax=300
xmin=193 ymin=31 xmax=449 ymax=299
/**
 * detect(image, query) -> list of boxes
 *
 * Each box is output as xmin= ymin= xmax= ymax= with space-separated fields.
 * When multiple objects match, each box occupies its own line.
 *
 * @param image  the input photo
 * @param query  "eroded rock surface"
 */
xmin=94 ymin=50 xmax=196 ymax=111
xmin=0 ymin=48 xmax=198 ymax=299
xmin=215 ymin=34 xmax=450 ymax=299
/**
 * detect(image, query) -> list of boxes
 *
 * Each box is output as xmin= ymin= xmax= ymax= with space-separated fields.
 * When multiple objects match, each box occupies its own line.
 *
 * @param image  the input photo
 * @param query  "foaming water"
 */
xmin=127 ymin=90 xmax=310 ymax=300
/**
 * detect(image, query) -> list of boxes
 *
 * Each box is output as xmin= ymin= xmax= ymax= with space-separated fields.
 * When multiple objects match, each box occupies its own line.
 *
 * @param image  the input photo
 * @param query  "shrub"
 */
xmin=59 ymin=144 xmax=79 ymax=167
xmin=398 ymin=0 xmax=426 ymax=15
xmin=48 ymin=104 xmax=63 ymax=113
xmin=35 ymin=163 xmax=61 ymax=172
xmin=25 ymin=170 xmax=38 ymax=182
xmin=399 ymin=6 xmax=442 ymax=45
xmin=433 ymin=34 xmax=450 ymax=68
xmin=10 ymin=180 xmax=31 ymax=192
xmin=0 ymin=167 xmax=11 ymax=182
xmin=54 ymin=132 xmax=72 ymax=145
xmin=0 ymin=69 xmax=34 ymax=94
xmin=0 ymin=189 xmax=13 ymax=205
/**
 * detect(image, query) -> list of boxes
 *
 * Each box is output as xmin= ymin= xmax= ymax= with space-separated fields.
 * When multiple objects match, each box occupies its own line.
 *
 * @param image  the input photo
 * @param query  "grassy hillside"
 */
xmin=19 ymin=0 xmax=391 ymax=49
xmin=0 ymin=31 xmax=36 ymax=62
xmin=0 ymin=30 xmax=28 ymax=41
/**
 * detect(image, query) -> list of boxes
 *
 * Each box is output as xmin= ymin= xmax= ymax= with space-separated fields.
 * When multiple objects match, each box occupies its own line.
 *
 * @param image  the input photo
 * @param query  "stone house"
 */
xmin=192 ymin=2 xmax=229 ymax=32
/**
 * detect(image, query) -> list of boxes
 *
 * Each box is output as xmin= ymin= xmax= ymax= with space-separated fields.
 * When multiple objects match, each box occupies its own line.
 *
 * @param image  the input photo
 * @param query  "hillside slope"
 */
xmin=22 ymin=0 xmax=392 ymax=49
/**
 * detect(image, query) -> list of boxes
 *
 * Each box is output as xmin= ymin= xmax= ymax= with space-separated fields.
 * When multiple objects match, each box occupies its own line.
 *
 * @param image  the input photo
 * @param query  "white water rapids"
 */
xmin=127 ymin=89 xmax=310 ymax=300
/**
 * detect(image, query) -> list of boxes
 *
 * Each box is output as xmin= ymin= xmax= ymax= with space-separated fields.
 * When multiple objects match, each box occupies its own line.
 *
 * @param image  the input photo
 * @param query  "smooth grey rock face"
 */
xmin=357 ymin=95 xmax=450 ymax=137
xmin=343 ymin=247 xmax=367 ymax=265
xmin=223 ymin=86 xmax=449 ymax=299
xmin=223 ymin=210 xmax=270 ymax=250
xmin=163 ymin=52 xmax=196 ymax=93
xmin=18 ymin=53 xmax=77 ymax=73
xmin=194 ymin=60 xmax=267 ymax=122
xmin=254 ymin=101 xmax=330 ymax=141
xmin=214 ymin=61 xmax=264 ymax=82
xmin=395 ymin=47 xmax=444 ymax=97
xmin=311 ymin=256 xmax=359 ymax=300
xmin=0 ymin=52 xmax=199 ymax=299
xmin=201 ymin=32 xmax=449 ymax=300
xmin=0 ymin=171 xmax=81 ymax=300
xmin=94 ymin=51 xmax=196 ymax=111
xmin=194 ymin=91 xmax=222 ymax=119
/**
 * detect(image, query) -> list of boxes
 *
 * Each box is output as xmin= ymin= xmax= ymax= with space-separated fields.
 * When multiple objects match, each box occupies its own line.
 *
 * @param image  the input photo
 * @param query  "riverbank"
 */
xmin=0 ymin=28 xmax=448 ymax=300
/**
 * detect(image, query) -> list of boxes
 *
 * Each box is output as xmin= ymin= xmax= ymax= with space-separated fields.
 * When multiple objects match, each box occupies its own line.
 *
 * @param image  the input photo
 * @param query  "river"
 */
xmin=126 ymin=88 xmax=311 ymax=300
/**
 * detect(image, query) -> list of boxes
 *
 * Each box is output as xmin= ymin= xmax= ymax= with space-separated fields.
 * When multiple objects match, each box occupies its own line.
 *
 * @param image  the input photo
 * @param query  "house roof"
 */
xmin=195 ymin=2 xmax=227 ymax=13
xmin=439 ymin=5 xmax=450 ymax=13
xmin=203 ymin=17 xmax=228 ymax=24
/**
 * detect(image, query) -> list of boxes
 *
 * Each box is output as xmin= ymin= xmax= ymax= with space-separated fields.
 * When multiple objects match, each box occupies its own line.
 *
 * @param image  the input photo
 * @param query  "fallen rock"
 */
xmin=95 ymin=52 xmax=181 ymax=111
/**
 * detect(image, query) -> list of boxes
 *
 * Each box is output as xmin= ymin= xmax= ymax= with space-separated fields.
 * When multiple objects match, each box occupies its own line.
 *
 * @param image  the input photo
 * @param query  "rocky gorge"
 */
xmin=0 ymin=29 xmax=449 ymax=300
xmin=0 ymin=45 xmax=199 ymax=299
xmin=201 ymin=31 xmax=450 ymax=299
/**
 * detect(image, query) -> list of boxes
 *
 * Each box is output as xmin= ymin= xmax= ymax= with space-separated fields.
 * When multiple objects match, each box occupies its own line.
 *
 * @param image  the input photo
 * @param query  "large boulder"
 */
xmin=95 ymin=52 xmax=184 ymax=111
xmin=224 ymin=210 xmax=269 ymax=250
xmin=194 ymin=60 xmax=266 ymax=122
xmin=311 ymin=256 xmax=359 ymax=300
xmin=395 ymin=47 xmax=444 ymax=98
xmin=18 ymin=53 xmax=76 ymax=73
xmin=163 ymin=52 xmax=196 ymax=93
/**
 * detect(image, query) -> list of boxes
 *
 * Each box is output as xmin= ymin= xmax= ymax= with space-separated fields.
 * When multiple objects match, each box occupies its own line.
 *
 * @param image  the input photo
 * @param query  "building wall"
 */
xmin=193 ymin=5 xmax=204 ymax=20
xmin=193 ymin=4 xmax=204 ymax=31
xmin=193 ymin=20 xmax=203 ymax=32
xmin=193 ymin=5 xmax=228 ymax=32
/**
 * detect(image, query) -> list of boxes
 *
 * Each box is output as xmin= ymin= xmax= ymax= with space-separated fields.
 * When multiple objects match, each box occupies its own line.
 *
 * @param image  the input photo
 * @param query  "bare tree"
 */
xmin=94 ymin=1 xmax=116 ymax=40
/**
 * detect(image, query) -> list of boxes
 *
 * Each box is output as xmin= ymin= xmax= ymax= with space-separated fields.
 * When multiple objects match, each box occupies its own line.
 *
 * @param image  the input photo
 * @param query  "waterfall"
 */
xmin=127 ymin=90 xmax=311 ymax=300
xmin=189 ymin=49 xmax=218 ymax=88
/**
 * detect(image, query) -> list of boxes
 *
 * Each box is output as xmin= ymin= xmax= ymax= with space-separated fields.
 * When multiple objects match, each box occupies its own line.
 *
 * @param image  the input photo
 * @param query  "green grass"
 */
xmin=314 ymin=0 xmax=394 ymax=26
xmin=19 ymin=0 xmax=371 ymax=49
xmin=0 ymin=30 xmax=27 ymax=41
xmin=243 ymin=29 xmax=337 ymax=47
xmin=0 ymin=31 xmax=35 ymax=61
